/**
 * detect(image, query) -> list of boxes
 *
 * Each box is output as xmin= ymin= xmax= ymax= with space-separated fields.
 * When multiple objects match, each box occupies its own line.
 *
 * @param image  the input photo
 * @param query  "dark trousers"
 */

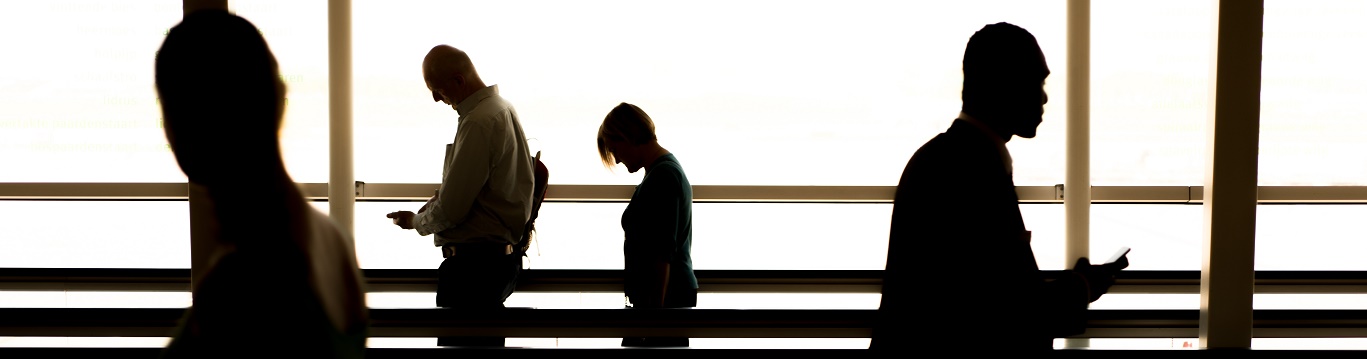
xmin=622 ymin=287 xmax=698 ymax=347
xmin=435 ymin=243 xmax=521 ymax=347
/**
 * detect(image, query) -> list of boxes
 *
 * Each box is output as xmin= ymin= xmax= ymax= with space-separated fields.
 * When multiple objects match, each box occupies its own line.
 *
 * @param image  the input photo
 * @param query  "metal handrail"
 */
xmin=6 ymin=268 xmax=1367 ymax=293
xmin=5 ymin=307 xmax=1367 ymax=339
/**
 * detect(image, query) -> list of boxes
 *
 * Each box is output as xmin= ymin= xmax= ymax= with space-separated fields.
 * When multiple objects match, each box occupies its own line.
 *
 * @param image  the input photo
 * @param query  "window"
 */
xmin=229 ymin=0 xmax=331 ymax=183
xmin=350 ymin=0 xmax=1068 ymax=186
xmin=1260 ymin=0 xmax=1367 ymax=186
xmin=1090 ymin=1 xmax=1213 ymax=186
xmin=0 ymin=1 xmax=183 ymax=182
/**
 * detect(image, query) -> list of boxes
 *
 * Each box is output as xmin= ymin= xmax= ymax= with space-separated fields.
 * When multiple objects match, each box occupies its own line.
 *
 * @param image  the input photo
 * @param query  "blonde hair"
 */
xmin=596 ymin=102 xmax=657 ymax=168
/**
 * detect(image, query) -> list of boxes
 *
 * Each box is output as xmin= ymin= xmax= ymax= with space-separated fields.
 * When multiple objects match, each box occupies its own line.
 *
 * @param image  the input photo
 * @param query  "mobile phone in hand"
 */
xmin=1104 ymin=247 xmax=1131 ymax=270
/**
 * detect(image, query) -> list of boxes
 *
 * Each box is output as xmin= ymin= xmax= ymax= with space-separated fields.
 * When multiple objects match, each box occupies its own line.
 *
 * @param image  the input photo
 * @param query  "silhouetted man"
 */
xmin=874 ymin=22 xmax=1126 ymax=351
xmin=155 ymin=10 xmax=367 ymax=359
xmin=386 ymin=45 xmax=534 ymax=347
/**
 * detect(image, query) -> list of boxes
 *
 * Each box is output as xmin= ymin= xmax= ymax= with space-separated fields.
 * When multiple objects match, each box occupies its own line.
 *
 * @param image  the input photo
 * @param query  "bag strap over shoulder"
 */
xmin=518 ymin=151 xmax=549 ymax=255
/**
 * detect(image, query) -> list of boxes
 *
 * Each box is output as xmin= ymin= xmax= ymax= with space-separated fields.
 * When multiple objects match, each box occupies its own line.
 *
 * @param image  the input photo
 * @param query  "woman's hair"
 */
xmin=596 ymin=102 xmax=658 ymax=168
xmin=156 ymin=9 xmax=283 ymax=139
xmin=155 ymin=9 xmax=285 ymax=186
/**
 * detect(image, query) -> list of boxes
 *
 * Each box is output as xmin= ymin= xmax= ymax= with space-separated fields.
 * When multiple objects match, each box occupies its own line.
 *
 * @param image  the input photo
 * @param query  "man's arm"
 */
xmin=411 ymin=117 xmax=495 ymax=236
xmin=386 ymin=192 xmax=437 ymax=230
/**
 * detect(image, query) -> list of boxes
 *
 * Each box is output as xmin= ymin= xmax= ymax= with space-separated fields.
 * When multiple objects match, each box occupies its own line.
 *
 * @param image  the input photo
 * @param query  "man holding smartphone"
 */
xmin=385 ymin=45 xmax=535 ymax=348
xmin=874 ymin=23 xmax=1128 ymax=352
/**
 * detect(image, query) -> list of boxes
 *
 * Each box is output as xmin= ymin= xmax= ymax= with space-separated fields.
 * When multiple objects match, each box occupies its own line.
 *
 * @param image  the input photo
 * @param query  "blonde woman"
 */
xmin=596 ymin=103 xmax=696 ymax=347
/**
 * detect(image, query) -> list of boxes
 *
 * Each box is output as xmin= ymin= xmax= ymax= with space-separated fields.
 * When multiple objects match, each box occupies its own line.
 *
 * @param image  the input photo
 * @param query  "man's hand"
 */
xmin=386 ymin=211 xmax=416 ymax=230
xmin=1103 ymin=254 xmax=1130 ymax=272
xmin=1073 ymin=257 xmax=1124 ymax=303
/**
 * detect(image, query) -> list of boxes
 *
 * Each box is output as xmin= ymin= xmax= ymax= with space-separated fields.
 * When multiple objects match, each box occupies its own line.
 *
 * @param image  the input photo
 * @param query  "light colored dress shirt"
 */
xmin=412 ymin=85 xmax=535 ymax=247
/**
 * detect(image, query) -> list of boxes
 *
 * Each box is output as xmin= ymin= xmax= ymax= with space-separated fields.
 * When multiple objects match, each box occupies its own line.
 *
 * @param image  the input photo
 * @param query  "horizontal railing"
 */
xmin=0 ymin=268 xmax=882 ymax=293
xmin=5 ymin=268 xmax=1367 ymax=293
xmin=4 ymin=307 xmax=1367 ymax=339
xmin=10 ymin=348 xmax=1355 ymax=358
xmin=0 ymin=348 xmax=890 ymax=358
xmin=5 ymin=183 xmax=1367 ymax=203
xmin=7 ymin=270 xmax=1367 ymax=340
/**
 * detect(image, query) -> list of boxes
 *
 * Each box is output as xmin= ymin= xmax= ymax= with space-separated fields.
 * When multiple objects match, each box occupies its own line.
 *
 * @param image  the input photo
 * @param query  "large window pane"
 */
xmin=229 ymin=1 xmax=331 ymax=183
xmin=351 ymin=1 xmax=1067 ymax=186
xmin=357 ymin=202 xmax=1066 ymax=270
xmin=1090 ymin=204 xmax=1203 ymax=271
xmin=356 ymin=202 xmax=897 ymax=270
xmin=1090 ymin=293 xmax=1367 ymax=311
xmin=372 ymin=292 xmax=878 ymax=310
xmin=1089 ymin=293 xmax=1196 ymax=310
xmin=1255 ymin=205 xmax=1367 ymax=270
xmin=1024 ymin=204 xmax=1067 ymax=270
xmin=0 ymin=336 xmax=867 ymax=349
xmin=0 ymin=201 xmax=189 ymax=268
xmin=1254 ymin=339 xmax=1367 ymax=350
xmin=1090 ymin=1 xmax=1212 ymax=185
xmin=1059 ymin=339 xmax=1198 ymax=350
xmin=377 ymin=337 xmax=869 ymax=349
xmin=0 ymin=1 xmax=183 ymax=182
xmin=0 ymin=291 xmax=190 ymax=308
xmin=0 ymin=337 xmax=169 ymax=348
xmin=1260 ymin=1 xmax=1367 ymax=185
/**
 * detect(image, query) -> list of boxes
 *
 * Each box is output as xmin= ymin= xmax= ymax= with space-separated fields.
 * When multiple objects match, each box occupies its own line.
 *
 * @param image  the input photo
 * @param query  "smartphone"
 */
xmin=1106 ymin=247 xmax=1131 ymax=265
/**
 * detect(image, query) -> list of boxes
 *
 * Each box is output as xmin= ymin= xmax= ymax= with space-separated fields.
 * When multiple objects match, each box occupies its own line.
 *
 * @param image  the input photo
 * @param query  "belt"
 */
xmin=441 ymin=242 xmax=513 ymax=258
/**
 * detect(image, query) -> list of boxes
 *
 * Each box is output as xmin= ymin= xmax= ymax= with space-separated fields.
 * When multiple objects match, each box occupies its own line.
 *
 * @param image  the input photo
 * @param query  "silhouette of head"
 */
xmin=597 ymin=102 xmax=658 ymax=174
xmin=155 ymin=10 xmax=285 ymax=185
xmin=422 ymin=45 xmax=484 ymax=108
xmin=961 ymin=22 xmax=1050 ymax=140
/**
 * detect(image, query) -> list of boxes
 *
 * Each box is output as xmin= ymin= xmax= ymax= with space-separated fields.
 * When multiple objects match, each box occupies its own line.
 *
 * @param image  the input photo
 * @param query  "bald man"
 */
xmin=387 ymin=45 xmax=535 ymax=347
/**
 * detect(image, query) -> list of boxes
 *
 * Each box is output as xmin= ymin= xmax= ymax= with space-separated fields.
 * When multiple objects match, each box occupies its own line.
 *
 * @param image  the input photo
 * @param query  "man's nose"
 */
xmin=432 ymin=91 xmax=442 ymax=102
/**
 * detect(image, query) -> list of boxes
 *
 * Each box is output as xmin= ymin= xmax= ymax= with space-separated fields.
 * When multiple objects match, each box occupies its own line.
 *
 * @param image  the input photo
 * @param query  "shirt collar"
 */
xmin=956 ymin=112 xmax=1013 ymax=175
xmin=455 ymin=84 xmax=499 ymax=117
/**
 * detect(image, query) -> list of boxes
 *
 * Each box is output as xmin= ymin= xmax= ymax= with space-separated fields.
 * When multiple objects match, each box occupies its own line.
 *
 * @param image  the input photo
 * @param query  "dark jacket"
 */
xmin=873 ymin=119 xmax=1088 ymax=351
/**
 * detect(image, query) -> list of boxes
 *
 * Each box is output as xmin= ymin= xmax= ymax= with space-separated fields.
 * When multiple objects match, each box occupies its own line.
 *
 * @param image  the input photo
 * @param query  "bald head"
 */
xmin=422 ymin=45 xmax=485 ymax=107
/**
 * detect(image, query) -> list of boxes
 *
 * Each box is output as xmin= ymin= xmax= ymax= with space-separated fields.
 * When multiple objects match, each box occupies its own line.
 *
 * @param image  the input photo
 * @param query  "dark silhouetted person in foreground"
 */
xmin=596 ymin=103 xmax=696 ymax=347
xmin=386 ymin=45 xmax=534 ymax=347
xmin=155 ymin=10 xmax=367 ymax=359
xmin=873 ymin=22 xmax=1127 ymax=351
